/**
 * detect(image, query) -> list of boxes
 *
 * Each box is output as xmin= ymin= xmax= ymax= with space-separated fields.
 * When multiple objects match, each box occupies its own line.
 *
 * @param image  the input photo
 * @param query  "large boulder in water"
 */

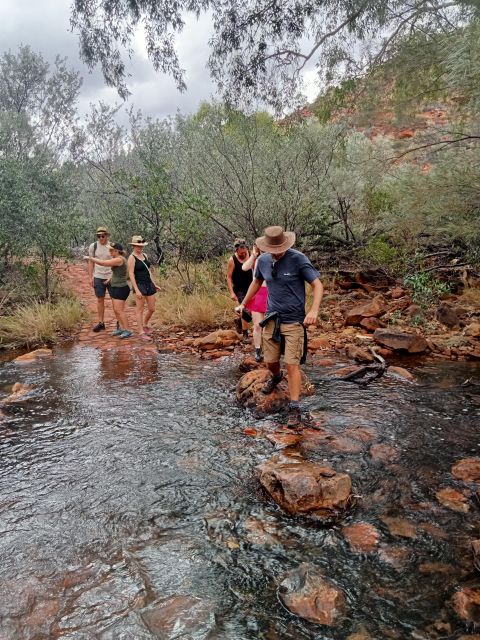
xmin=451 ymin=457 xmax=480 ymax=483
xmin=236 ymin=368 xmax=314 ymax=414
xmin=278 ymin=564 xmax=347 ymax=626
xmin=193 ymin=330 xmax=240 ymax=351
xmin=257 ymin=452 xmax=352 ymax=517
xmin=373 ymin=328 xmax=427 ymax=354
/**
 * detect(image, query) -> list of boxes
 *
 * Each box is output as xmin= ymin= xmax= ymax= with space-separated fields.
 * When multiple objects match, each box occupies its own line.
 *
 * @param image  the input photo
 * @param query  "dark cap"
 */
xmin=108 ymin=242 xmax=124 ymax=251
xmin=234 ymin=238 xmax=247 ymax=247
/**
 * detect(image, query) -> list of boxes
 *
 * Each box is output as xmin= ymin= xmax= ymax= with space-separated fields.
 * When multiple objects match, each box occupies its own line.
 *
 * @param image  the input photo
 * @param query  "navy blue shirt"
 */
xmin=255 ymin=249 xmax=320 ymax=323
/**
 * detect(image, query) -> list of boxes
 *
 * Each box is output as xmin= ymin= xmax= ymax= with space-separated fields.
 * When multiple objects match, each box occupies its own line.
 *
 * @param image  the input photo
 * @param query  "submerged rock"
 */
xmin=380 ymin=516 xmax=417 ymax=539
xmin=0 ymin=382 xmax=32 ymax=405
xmin=193 ymin=330 xmax=240 ymax=351
xmin=140 ymin=595 xmax=215 ymax=639
xmin=452 ymin=588 xmax=480 ymax=625
xmin=370 ymin=443 xmax=400 ymax=463
xmin=342 ymin=522 xmax=380 ymax=553
xmin=257 ymin=452 xmax=352 ymax=517
xmin=236 ymin=368 xmax=314 ymax=414
xmin=278 ymin=564 xmax=346 ymax=626
xmin=451 ymin=457 xmax=480 ymax=483
xmin=373 ymin=329 xmax=427 ymax=354
xmin=387 ymin=366 xmax=415 ymax=382
xmin=436 ymin=487 xmax=469 ymax=512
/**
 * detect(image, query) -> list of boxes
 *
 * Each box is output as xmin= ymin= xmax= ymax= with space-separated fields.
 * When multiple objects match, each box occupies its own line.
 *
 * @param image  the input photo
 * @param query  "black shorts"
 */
xmin=138 ymin=281 xmax=157 ymax=297
xmin=110 ymin=285 xmax=130 ymax=301
xmin=234 ymin=290 xmax=247 ymax=303
xmin=94 ymin=277 xmax=111 ymax=299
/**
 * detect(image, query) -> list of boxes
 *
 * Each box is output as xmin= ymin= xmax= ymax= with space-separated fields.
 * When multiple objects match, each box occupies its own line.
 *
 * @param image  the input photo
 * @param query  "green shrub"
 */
xmin=403 ymin=272 xmax=450 ymax=307
xmin=359 ymin=237 xmax=403 ymax=274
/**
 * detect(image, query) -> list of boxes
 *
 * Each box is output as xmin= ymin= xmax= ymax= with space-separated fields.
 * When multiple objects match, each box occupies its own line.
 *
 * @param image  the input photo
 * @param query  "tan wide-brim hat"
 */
xmin=255 ymin=226 xmax=295 ymax=253
xmin=128 ymin=235 xmax=149 ymax=246
xmin=96 ymin=226 xmax=109 ymax=234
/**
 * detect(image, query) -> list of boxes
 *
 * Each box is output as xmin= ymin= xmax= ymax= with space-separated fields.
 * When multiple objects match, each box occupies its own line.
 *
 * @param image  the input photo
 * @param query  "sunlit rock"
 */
xmin=342 ymin=522 xmax=380 ymax=554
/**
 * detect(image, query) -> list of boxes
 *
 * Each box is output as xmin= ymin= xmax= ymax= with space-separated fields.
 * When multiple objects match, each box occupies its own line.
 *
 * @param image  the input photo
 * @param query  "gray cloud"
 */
xmin=0 ymin=0 xmax=217 ymax=122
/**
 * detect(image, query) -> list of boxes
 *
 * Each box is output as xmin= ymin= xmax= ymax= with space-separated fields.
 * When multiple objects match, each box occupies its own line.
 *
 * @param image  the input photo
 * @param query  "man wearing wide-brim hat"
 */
xmin=238 ymin=226 xmax=324 ymax=429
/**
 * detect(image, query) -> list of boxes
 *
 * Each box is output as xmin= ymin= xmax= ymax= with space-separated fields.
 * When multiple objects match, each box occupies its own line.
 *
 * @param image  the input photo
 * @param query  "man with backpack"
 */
xmin=88 ymin=226 xmax=113 ymax=332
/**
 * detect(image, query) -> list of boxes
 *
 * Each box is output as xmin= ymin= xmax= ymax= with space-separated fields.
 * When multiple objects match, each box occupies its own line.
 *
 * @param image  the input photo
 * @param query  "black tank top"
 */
xmin=133 ymin=254 xmax=152 ymax=284
xmin=232 ymin=254 xmax=253 ymax=293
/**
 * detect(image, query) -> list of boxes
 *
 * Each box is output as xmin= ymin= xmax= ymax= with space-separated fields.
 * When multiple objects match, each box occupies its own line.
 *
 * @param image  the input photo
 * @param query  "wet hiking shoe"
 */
xmin=261 ymin=371 xmax=284 ymax=394
xmin=111 ymin=329 xmax=123 ymax=336
xmin=120 ymin=330 xmax=133 ymax=339
xmin=92 ymin=322 xmax=105 ymax=332
xmin=234 ymin=317 xmax=242 ymax=335
xmin=286 ymin=406 xmax=302 ymax=430
xmin=255 ymin=348 xmax=263 ymax=363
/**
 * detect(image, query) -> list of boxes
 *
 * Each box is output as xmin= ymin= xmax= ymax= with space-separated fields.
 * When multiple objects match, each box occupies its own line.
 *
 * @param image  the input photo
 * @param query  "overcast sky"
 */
xmin=0 ymin=0 xmax=319 ymax=123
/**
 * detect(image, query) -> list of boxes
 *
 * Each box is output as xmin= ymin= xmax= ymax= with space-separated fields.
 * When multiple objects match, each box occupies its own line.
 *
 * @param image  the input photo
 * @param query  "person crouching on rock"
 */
xmin=84 ymin=242 xmax=132 ymax=339
xmin=237 ymin=226 xmax=323 ymax=429
xmin=241 ymin=243 xmax=268 ymax=362
xmin=127 ymin=236 xmax=161 ymax=341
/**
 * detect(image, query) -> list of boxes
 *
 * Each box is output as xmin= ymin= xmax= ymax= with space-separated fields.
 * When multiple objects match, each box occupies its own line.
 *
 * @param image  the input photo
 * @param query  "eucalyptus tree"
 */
xmin=0 ymin=46 xmax=82 ymax=292
xmin=71 ymin=0 xmax=476 ymax=109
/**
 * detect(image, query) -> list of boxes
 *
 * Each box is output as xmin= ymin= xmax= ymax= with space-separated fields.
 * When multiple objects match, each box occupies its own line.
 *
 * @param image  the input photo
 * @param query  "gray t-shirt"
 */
xmin=88 ymin=241 xmax=112 ymax=280
xmin=255 ymin=249 xmax=319 ymax=323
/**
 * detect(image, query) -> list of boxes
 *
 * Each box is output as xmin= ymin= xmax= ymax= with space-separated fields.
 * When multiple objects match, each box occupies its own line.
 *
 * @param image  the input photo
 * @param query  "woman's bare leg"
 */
xmin=252 ymin=311 xmax=264 ymax=349
xmin=143 ymin=295 xmax=156 ymax=328
xmin=112 ymin=298 xmax=128 ymax=330
xmin=135 ymin=296 xmax=145 ymax=333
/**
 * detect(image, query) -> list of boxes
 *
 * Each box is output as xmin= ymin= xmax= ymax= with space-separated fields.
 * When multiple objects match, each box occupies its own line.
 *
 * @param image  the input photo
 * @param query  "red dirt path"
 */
xmin=57 ymin=261 xmax=158 ymax=357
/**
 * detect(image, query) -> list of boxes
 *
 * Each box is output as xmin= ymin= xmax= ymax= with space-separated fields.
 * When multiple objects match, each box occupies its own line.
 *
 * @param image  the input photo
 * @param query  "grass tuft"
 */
xmin=153 ymin=261 xmax=234 ymax=329
xmin=0 ymin=299 xmax=84 ymax=349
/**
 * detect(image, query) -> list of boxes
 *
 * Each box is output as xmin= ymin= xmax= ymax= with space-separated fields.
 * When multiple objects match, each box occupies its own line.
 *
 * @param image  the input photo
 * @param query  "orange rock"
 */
xmin=380 ymin=516 xmax=417 ymax=539
xmin=344 ymin=297 xmax=386 ymax=326
xmin=279 ymin=564 xmax=347 ymax=626
xmin=15 ymin=348 xmax=53 ymax=363
xmin=451 ymin=457 xmax=480 ymax=483
xmin=308 ymin=336 xmax=330 ymax=351
xmin=266 ymin=432 xmax=302 ymax=448
xmin=436 ymin=487 xmax=469 ymax=512
xmin=345 ymin=345 xmax=374 ymax=363
xmin=452 ymin=588 xmax=480 ymax=625
xmin=373 ymin=328 xmax=427 ymax=354
xmin=387 ymin=366 xmax=415 ymax=382
xmin=243 ymin=427 xmax=258 ymax=437
xmin=370 ymin=443 xmax=399 ymax=462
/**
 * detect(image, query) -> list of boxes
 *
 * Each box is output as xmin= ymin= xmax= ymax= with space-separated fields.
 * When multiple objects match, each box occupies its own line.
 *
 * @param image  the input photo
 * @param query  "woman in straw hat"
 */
xmin=127 ymin=236 xmax=161 ymax=341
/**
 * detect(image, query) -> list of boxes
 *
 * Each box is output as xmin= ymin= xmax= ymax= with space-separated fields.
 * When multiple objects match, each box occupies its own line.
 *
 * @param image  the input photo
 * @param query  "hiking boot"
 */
xmin=111 ymin=329 xmax=123 ymax=336
xmin=255 ymin=348 xmax=263 ymax=363
xmin=261 ymin=371 xmax=284 ymax=394
xmin=234 ymin=317 xmax=242 ymax=334
xmin=120 ymin=330 xmax=133 ymax=339
xmin=93 ymin=322 xmax=105 ymax=332
xmin=243 ymin=330 xmax=249 ymax=341
xmin=286 ymin=405 xmax=302 ymax=430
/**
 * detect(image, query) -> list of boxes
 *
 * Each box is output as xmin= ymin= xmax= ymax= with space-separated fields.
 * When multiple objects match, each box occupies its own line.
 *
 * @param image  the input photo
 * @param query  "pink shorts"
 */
xmin=246 ymin=286 xmax=268 ymax=313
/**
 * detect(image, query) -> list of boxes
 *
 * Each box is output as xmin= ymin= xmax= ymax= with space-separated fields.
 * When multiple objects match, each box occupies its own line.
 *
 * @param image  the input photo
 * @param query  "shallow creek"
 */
xmin=0 ymin=346 xmax=479 ymax=639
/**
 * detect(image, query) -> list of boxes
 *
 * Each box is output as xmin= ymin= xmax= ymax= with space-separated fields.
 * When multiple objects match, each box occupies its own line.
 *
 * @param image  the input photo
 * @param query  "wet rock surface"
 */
xmin=140 ymin=595 xmax=215 ymax=639
xmin=236 ymin=368 xmax=314 ymax=414
xmin=257 ymin=452 xmax=352 ymax=516
xmin=193 ymin=329 xmax=241 ymax=351
xmin=278 ymin=564 xmax=347 ymax=626
xmin=452 ymin=588 xmax=480 ymax=625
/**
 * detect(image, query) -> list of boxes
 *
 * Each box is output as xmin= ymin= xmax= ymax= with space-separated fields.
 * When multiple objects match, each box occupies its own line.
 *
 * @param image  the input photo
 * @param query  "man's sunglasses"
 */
xmin=271 ymin=259 xmax=278 ymax=279
xmin=97 ymin=234 xmax=107 ymax=238
xmin=234 ymin=242 xmax=246 ymax=248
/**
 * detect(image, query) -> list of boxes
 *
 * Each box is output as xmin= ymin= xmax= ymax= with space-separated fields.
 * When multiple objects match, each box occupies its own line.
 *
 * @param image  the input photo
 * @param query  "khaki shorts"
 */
xmin=263 ymin=321 xmax=304 ymax=365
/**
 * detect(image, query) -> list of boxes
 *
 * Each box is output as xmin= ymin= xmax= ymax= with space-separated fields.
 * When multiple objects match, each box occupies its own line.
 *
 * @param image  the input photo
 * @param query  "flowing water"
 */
xmin=0 ymin=346 xmax=479 ymax=639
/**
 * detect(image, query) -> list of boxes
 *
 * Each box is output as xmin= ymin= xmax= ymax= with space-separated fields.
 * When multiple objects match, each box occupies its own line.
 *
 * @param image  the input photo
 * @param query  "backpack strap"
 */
xmin=93 ymin=241 xmax=97 ymax=257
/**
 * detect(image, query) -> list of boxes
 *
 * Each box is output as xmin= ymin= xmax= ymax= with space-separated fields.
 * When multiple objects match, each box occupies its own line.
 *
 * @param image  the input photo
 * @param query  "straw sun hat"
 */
xmin=128 ymin=235 xmax=149 ymax=246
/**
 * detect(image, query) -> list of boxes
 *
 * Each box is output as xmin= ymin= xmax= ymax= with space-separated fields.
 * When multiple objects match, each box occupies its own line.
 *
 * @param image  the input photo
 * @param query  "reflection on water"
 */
xmin=0 ymin=347 xmax=479 ymax=638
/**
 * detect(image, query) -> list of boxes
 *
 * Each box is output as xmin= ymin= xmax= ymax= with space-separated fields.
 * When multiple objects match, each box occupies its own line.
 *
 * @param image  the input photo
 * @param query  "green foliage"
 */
xmin=359 ymin=238 xmax=403 ymax=274
xmin=404 ymin=272 xmax=450 ymax=306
